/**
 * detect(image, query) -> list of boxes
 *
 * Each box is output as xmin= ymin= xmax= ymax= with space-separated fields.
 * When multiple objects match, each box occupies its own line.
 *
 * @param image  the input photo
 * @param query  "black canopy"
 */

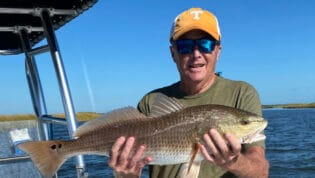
xmin=0 ymin=0 xmax=98 ymax=54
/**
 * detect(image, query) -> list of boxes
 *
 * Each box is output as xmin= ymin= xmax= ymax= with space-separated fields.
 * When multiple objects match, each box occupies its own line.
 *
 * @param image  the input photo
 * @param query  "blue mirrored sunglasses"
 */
xmin=174 ymin=38 xmax=218 ymax=54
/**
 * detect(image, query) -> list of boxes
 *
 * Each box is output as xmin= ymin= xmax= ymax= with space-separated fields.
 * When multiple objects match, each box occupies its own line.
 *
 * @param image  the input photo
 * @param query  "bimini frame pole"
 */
xmin=40 ymin=10 xmax=87 ymax=177
xmin=19 ymin=29 xmax=52 ymax=141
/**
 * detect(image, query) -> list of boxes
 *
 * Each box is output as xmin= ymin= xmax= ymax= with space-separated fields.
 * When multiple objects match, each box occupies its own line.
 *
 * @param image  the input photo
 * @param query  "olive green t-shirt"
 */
xmin=137 ymin=76 xmax=264 ymax=178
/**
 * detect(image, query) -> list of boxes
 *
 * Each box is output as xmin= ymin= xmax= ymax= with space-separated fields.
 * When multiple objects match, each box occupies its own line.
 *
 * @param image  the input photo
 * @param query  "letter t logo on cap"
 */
xmin=190 ymin=10 xmax=203 ymax=20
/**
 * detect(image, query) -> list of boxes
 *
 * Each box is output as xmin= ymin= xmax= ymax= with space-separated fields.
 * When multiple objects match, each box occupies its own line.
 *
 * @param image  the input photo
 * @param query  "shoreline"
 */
xmin=262 ymin=103 xmax=315 ymax=109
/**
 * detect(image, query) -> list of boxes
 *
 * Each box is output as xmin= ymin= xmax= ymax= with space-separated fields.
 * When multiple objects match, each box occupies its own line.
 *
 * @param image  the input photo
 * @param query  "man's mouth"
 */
xmin=189 ymin=63 xmax=205 ymax=68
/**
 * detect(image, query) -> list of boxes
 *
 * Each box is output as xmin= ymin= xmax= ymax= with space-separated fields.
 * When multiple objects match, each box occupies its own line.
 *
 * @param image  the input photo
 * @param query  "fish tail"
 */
xmin=18 ymin=140 xmax=68 ymax=178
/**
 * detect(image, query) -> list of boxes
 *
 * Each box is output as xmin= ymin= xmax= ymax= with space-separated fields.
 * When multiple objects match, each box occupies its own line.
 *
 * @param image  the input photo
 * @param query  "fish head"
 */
xmin=230 ymin=115 xmax=267 ymax=144
xmin=211 ymin=108 xmax=268 ymax=144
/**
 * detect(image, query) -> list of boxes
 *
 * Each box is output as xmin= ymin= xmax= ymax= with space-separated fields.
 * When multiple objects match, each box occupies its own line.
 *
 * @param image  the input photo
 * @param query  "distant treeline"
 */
xmin=0 ymin=112 xmax=101 ymax=122
xmin=263 ymin=103 xmax=315 ymax=109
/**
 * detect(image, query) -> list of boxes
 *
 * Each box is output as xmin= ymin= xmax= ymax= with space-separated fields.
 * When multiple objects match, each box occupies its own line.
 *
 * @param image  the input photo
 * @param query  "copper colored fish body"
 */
xmin=18 ymin=96 xmax=267 ymax=178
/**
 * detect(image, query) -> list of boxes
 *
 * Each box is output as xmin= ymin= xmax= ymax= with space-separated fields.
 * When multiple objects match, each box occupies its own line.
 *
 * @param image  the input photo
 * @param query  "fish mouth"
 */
xmin=241 ymin=123 xmax=267 ymax=144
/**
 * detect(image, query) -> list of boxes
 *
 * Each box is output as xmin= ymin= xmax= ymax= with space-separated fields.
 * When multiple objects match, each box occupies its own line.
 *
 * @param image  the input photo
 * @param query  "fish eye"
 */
xmin=241 ymin=120 xmax=249 ymax=125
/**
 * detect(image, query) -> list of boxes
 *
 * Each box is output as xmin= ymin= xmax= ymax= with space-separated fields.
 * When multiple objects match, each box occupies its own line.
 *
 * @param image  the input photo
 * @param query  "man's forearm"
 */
xmin=226 ymin=146 xmax=269 ymax=178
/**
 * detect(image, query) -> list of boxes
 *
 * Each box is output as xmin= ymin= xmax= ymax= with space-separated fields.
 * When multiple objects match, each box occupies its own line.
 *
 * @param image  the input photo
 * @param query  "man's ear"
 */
xmin=215 ymin=45 xmax=222 ymax=61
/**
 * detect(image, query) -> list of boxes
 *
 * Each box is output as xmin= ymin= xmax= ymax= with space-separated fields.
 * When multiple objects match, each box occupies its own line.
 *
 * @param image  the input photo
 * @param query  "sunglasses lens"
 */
xmin=175 ymin=40 xmax=194 ymax=54
xmin=175 ymin=39 xmax=216 ymax=54
xmin=198 ymin=39 xmax=215 ymax=53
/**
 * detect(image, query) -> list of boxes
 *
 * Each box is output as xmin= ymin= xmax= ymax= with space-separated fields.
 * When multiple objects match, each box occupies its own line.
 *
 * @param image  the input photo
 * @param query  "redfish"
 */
xmin=18 ymin=94 xmax=267 ymax=178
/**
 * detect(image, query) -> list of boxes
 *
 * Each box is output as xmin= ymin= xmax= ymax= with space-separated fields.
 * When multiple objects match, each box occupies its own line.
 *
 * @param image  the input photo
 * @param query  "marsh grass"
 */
xmin=263 ymin=103 xmax=315 ymax=109
xmin=0 ymin=112 xmax=101 ymax=122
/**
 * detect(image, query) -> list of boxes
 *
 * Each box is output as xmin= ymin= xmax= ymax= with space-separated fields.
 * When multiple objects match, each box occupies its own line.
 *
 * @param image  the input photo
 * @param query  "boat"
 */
xmin=0 ymin=1 xmax=99 ymax=177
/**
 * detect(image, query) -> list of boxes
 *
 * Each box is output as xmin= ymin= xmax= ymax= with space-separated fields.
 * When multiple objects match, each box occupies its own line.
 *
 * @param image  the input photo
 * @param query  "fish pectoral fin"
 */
xmin=188 ymin=143 xmax=202 ymax=173
xmin=179 ymin=143 xmax=202 ymax=178
xmin=179 ymin=162 xmax=202 ymax=178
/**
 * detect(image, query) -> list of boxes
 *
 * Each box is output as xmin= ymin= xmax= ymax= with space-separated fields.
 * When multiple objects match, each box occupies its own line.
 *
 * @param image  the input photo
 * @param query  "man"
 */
xmin=108 ymin=7 xmax=269 ymax=178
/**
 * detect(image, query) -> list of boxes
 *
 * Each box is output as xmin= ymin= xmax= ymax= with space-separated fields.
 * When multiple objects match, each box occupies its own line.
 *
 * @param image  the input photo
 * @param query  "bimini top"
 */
xmin=0 ymin=0 xmax=98 ymax=55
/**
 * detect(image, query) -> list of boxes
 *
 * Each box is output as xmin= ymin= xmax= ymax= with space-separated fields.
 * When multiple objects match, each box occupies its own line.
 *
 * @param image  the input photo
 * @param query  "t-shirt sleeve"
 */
xmin=236 ymin=82 xmax=262 ymax=116
xmin=137 ymin=92 xmax=157 ymax=116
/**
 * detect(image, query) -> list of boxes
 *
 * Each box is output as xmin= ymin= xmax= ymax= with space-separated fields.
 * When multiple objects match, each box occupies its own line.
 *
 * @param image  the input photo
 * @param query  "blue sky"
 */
xmin=1 ymin=0 xmax=315 ymax=114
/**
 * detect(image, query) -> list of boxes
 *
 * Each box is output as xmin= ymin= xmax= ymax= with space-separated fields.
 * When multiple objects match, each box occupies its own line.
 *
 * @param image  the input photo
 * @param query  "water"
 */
xmin=263 ymin=108 xmax=315 ymax=178
xmin=54 ymin=108 xmax=315 ymax=178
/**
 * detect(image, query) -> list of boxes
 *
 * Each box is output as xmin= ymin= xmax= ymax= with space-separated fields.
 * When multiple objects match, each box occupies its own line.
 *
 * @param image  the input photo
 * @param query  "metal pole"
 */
xmin=28 ymin=45 xmax=50 ymax=56
xmin=19 ymin=29 xmax=52 ymax=141
xmin=0 ymin=7 xmax=76 ymax=16
xmin=40 ymin=9 xmax=87 ymax=177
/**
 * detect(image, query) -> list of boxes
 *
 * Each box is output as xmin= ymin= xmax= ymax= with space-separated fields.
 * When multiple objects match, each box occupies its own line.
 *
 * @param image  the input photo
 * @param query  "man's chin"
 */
xmin=186 ymin=76 xmax=204 ymax=83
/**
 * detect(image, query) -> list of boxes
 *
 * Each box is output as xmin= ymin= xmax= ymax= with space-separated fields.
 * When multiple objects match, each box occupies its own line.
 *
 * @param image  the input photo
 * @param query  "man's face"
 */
xmin=171 ymin=30 xmax=221 ymax=85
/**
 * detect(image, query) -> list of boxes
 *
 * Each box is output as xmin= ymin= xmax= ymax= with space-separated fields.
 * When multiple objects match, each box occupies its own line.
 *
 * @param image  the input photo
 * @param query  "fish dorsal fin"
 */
xmin=74 ymin=107 xmax=146 ymax=138
xmin=149 ymin=93 xmax=184 ymax=117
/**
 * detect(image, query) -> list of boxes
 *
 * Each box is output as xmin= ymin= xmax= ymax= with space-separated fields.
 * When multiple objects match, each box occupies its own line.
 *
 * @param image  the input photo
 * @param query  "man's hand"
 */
xmin=200 ymin=128 xmax=269 ymax=178
xmin=108 ymin=136 xmax=152 ymax=178
xmin=200 ymin=128 xmax=241 ymax=168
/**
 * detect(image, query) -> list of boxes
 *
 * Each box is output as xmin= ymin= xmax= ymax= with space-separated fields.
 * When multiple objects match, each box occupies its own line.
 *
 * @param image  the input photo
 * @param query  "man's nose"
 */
xmin=192 ymin=45 xmax=202 ymax=57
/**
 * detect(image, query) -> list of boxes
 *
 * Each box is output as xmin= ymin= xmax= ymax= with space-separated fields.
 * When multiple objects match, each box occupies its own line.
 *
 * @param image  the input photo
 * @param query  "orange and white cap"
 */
xmin=170 ymin=7 xmax=221 ymax=41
